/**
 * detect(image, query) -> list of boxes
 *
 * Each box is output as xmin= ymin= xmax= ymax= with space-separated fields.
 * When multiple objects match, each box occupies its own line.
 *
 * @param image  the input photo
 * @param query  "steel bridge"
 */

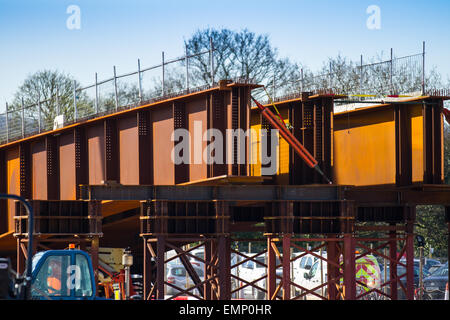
xmin=0 ymin=79 xmax=449 ymax=300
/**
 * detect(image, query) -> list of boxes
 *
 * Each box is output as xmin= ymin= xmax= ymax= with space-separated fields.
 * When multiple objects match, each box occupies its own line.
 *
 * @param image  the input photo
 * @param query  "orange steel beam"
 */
xmin=333 ymin=95 xmax=448 ymax=117
xmin=333 ymin=97 xmax=447 ymax=186
xmin=0 ymin=82 xmax=258 ymax=236
xmin=0 ymin=81 xmax=258 ymax=150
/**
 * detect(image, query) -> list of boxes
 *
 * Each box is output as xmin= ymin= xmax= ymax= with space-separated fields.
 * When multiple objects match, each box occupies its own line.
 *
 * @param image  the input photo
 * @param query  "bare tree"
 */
xmin=100 ymin=82 xmax=141 ymax=111
xmin=149 ymin=67 xmax=186 ymax=97
xmin=9 ymin=70 xmax=91 ymax=129
xmin=306 ymin=53 xmax=444 ymax=96
xmin=182 ymin=28 xmax=300 ymax=99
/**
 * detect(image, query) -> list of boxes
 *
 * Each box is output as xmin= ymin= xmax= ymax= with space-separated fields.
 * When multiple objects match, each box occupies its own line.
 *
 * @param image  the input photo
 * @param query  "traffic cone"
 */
xmin=445 ymin=282 xmax=449 ymax=300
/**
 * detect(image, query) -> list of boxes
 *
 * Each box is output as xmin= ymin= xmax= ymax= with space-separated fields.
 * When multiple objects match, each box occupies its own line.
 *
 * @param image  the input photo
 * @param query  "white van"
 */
xmin=293 ymin=252 xmax=327 ymax=292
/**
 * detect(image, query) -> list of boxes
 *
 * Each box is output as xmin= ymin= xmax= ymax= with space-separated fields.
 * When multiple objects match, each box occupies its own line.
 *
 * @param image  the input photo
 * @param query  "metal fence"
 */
xmin=259 ymin=43 xmax=428 ymax=105
xmin=0 ymin=41 xmax=217 ymax=145
xmin=0 ymin=41 xmax=443 ymax=145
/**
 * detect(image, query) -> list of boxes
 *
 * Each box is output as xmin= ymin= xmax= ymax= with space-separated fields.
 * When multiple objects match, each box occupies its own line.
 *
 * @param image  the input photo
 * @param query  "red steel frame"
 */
xmin=230 ymin=247 xmax=268 ymax=299
xmin=138 ymin=204 xmax=420 ymax=300
xmin=143 ymin=236 xmax=233 ymax=300
xmin=353 ymin=224 xmax=416 ymax=300
xmin=227 ymin=228 xmax=417 ymax=301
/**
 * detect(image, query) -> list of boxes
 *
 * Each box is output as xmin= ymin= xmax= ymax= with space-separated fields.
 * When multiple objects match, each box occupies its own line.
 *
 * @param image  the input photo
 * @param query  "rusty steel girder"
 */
xmin=0 ymin=82 xmax=256 ymax=238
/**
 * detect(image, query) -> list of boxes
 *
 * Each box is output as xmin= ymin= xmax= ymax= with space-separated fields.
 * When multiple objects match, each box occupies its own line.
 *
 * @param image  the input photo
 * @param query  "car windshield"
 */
xmin=255 ymin=257 xmax=265 ymax=268
xmin=310 ymin=261 xmax=320 ymax=277
xmin=194 ymin=252 xmax=204 ymax=260
xmin=400 ymin=266 xmax=428 ymax=277
xmin=170 ymin=265 xmax=204 ymax=278
xmin=383 ymin=265 xmax=429 ymax=278
xmin=430 ymin=265 xmax=448 ymax=277
xmin=194 ymin=267 xmax=204 ymax=278
xmin=171 ymin=267 xmax=186 ymax=277
xmin=424 ymin=260 xmax=439 ymax=268
xmin=428 ymin=265 xmax=441 ymax=274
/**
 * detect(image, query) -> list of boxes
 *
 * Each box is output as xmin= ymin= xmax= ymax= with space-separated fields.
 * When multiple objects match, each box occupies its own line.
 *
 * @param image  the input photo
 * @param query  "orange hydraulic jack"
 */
xmin=251 ymin=96 xmax=332 ymax=184
xmin=98 ymin=265 xmax=137 ymax=300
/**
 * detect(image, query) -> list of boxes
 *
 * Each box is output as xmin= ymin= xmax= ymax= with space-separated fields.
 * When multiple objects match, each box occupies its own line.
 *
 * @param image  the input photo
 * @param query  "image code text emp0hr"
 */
xmin=223 ymin=304 xmax=272 ymax=315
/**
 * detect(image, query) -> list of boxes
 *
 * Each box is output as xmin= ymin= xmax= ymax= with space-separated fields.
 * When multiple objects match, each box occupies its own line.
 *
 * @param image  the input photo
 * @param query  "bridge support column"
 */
xmin=405 ymin=206 xmax=416 ymax=300
xmin=282 ymin=233 xmax=291 ymax=300
xmin=142 ymin=236 xmax=154 ymax=300
xmin=343 ymin=233 xmax=356 ymax=300
xmin=389 ymin=223 xmax=398 ymax=300
xmin=155 ymin=236 xmax=166 ymax=300
xmin=266 ymin=235 xmax=276 ymax=300
xmin=327 ymin=236 xmax=341 ymax=300
xmin=217 ymin=235 xmax=231 ymax=300
xmin=446 ymin=207 xmax=450 ymax=296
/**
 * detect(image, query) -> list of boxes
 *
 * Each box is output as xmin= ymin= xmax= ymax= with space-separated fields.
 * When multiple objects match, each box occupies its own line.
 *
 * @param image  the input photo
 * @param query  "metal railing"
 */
xmin=257 ymin=43 xmax=428 ymax=105
xmin=0 ymin=40 xmax=217 ymax=145
xmin=1 ymin=41 xmax=442 ymax=145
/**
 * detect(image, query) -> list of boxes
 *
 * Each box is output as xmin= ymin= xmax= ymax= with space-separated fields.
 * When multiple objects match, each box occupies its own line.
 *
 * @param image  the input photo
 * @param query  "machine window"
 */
xmin=31 ymin=255 xmax=71 ymax=298
xmin=74 ymin=254 xmax=93 ymax=297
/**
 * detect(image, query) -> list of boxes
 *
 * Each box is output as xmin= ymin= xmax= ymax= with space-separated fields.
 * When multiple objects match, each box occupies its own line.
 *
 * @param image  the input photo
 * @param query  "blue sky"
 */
xmin=0 ymin=0 xmax=449 ymax=111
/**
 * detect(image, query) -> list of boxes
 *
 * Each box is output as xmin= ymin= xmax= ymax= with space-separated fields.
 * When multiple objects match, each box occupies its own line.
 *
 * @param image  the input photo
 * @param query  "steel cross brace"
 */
xmin=230 ymin=249 xmax=268 ymax=296
xmin=291 ymin=274 xmax=344 ymax=300
xmin=355 ymin=237 xmax=411 ymax=299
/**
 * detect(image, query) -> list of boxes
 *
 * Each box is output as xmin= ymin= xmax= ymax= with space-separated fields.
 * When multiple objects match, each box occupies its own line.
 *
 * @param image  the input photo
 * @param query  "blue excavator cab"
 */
xmin=0 ymin=193 xmax=105 ymax=300
xmin=30 ymin=249 xmax=98 ymax=300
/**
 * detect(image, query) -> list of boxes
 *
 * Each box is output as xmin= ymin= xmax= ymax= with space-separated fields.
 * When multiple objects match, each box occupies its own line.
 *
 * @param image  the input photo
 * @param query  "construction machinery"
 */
xmin=0 ymin=193 xmax=100 ymax=300
xmin=97 ymin=247 xmax=141 ymax=300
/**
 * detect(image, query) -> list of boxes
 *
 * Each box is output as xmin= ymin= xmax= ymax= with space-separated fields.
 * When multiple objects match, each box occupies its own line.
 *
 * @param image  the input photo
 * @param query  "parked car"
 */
xmin=230 ymin=252 xmax=244 ymax=298
xmin=297 ymin=253 xmax=316 ymax=271
xmin=423 ymin=259 xmax=441 ymax=273
xmin=238 ymin=254 xmax=268 ymax=299
xmin=293 ymin=251 xmax=327 ymax=297
xmin=427 ymin=263 xmax=444 ymax=276
xmin=422 ymin=262 xmax=448 ymax=300
xmin=188 ymin=248 xmax=205 ymax=268
xmin=380 ymin=265 xmax=430 ymax=299
xmin=260 ymin=265 xmax=284 ymax=300
xmin=187 ymin=248 xmax=243 ymax=298
xmin=399 ymin=258 xmax=440 ymax=274
xmin=166 ymin=249 xmax=181 ymax=266
xmin=165 ymin=264 xmax=204 ymax=297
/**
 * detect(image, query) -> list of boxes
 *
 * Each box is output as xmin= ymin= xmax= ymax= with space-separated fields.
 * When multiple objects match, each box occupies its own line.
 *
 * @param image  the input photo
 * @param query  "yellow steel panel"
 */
xmin=250 ymin=113 xmax=261 ymax=176
xmin=333 ymin=109 xmax=396 ymax=186
xmin=330 ymin=113 xmax=334 ymax=167
xmin=278 ymin=108 xmax=290 ymax=176
xmin=441 ymin=113 xmax=444 ymax=182
xmin=249 ymin=105 xmax=291 ymax=183
xmin=6 ymin=147 xmax=20 ymax=232
xmin=410 ymin=105 xmax=424 ymax=182
xmin=275 ymin=108 xmax=290 ymax=184
xmin=250 ymin=107 xmax=291 ymax=182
